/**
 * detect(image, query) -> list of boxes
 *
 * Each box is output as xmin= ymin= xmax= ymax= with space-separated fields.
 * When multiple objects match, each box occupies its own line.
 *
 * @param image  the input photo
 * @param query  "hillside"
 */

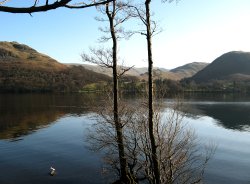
xmin=0 ymin=41 xmax=210 ymax=93
xmin=170 ymin=62 xmax=208 ymax=79
xmin=190 ymin=51 xmax=250 ymax=83
xmin=0 ymin=42 xmax=111 ymax=92
xmin=139 ymin=69 xmax=178 ymax=81
xmin=73 ymin=64 xmax=149 ymax=77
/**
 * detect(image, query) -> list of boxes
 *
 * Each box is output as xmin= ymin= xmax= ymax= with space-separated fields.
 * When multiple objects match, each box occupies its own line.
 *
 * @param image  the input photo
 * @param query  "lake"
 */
xmin=0 ymin=93 xmax=250 ymax=184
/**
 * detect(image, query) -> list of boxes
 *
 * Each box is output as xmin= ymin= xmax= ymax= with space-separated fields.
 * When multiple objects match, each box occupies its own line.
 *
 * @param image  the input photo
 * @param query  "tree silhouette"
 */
xmin=0 ymin=0 xmax=113 ymax=13
xmin=82 ymin=0 xmax=135 ymax=182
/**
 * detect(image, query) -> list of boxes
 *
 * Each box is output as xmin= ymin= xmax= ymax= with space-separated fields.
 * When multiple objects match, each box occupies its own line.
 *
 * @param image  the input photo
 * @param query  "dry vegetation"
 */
xmin=0 ymin=42 xmax=111 ymax=92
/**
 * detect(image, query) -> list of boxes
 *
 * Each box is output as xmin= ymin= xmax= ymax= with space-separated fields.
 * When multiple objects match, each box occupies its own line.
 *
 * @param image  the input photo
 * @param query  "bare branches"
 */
xmin=33 ymin=0 xmax=39 ymax=7
xmin=82 ymin=1 xmax=136 ymax=182
xmin=82 ymin=47 xmax=113 ymax=68
xmin=0 ymin=0 xmax=114 ymax=13
xmin=94 ymin=0 xmax=135 ymax=42
xmin=82 ymin=47 xmax=134 ymax=78
xmin=126 ymin=4 xmax=163 ymax=37
xmin=117 ymin=65 xmax=134 ymax=78
xmin=87 ymin=98 xmax=214 ymax=183
xmin=127 ymin=4 xmax=147 ymax=25
xmin=64 ymin=0 xmax=113 ymax=9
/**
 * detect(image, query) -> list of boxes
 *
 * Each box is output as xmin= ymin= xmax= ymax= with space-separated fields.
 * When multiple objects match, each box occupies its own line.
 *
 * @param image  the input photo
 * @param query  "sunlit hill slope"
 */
xmin=0 ymin=41 xmax=111 ymax=92
xmin=190 ymin=51 xmax=250 ymax=83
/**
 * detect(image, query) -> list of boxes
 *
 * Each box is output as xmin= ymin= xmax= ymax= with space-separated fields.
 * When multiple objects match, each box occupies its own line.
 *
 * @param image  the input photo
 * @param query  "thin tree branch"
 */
xmin=117 ymin=65 xmax=134 ymax=78
xmin=0 ymin=0 xmax=71 ymax=13
xmin=0 ymin=0 xmax=114 ymax=13
xmin=64 ymin=0 xmax=113 ymax=9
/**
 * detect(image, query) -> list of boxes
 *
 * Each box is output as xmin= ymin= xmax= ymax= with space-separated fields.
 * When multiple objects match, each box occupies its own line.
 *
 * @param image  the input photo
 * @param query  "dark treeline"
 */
xmin=0 ymin=64 xmax=111 ymax=93
xmin=2 ymin=64 xmax=250 ymax=94
xmin=181 ymin=79 xmax=250 ymax=93
xmin=122 ymin=78 xmax=250 ymax=95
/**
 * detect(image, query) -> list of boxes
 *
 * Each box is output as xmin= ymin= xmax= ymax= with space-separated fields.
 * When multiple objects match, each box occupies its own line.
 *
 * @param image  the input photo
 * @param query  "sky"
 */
xmin=1 ymin=0 xmax=250 ymax=69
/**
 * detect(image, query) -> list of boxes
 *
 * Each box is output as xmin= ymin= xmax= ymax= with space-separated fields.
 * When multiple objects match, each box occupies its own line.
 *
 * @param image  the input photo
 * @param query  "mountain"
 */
xmin=138 ymin=62 xmax=207 ymax=81
xmin=0 ymin=41 xmax=209 ymax=93
xmin=170 ymin=62 xmax=208 ymax=79
xmin=0 ymin=41 xmax=111 ymax=92
xmin=139 ymin=69 xmax=178 ymax=81
xmin=190 ymin=51 xmax=250 ymax=83
xmin=0 ymin=41 xmax=65 ymax=69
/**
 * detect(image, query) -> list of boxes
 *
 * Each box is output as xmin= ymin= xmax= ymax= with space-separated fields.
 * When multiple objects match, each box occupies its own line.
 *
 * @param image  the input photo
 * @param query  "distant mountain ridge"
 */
xmin=72 ymin=62 xmax=208 ymax=81
xmin=170 ymin=62 xmax=209 ymax=79
xmin=190 ymin=51 xmax=250 ymax=83
xmin=71 ymin=63 xmax=149 ymax=77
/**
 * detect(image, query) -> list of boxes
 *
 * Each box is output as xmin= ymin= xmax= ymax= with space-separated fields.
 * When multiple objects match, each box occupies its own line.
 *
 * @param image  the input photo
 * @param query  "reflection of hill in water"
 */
xmin=182 ymin=102 xmax=250 ymax=131
xmin=0 ymin=94 xmax=102 ymax=140
xmin=2 ymin=93 xmax=249 ymax=140
xmin=0 ymin=110 xmax=64 ymax=140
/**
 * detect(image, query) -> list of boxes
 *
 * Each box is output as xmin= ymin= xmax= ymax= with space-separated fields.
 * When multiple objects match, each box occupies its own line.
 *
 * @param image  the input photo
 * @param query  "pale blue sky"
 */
xmin=1 ymin=0 xmax=250 ymax=69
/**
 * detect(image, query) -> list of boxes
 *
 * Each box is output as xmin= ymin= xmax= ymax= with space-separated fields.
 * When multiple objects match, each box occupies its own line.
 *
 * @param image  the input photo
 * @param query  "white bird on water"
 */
xmin=50 ymin=166 xmax=56 ymax=176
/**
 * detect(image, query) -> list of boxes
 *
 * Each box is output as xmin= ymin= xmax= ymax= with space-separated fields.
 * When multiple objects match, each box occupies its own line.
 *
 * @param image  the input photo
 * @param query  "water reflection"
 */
xmin=0 ymin=93 xmax=103 ymax=140
xmin=2 ymin=93 xmax=250 ymax=140
xmin=1 ymin=93 xmax=250 ymax=184
xmin=180 ymin=97 xmax=250 ymax=131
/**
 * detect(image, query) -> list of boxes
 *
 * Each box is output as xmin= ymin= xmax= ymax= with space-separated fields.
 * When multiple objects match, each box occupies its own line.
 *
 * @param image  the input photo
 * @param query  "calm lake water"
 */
xmin=1 ymin=93 xmax=250 ymax=184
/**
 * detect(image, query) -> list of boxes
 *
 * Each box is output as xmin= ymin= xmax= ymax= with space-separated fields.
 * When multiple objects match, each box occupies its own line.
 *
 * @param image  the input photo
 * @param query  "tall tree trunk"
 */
xmin=145 ymin=0 xmax=160 ymax=183
xmin=106 ymin=2 xmax=130 ymax=183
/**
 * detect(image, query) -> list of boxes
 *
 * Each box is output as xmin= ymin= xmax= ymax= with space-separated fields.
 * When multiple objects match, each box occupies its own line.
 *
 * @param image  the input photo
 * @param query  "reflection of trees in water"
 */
xmin=198 ymin=104 xmax=250 ymax=131
xmin=181 ymin=101 xmax=250 ymax=131
xmin=0 ymin=93 xmax=104 ymax=140
xmin=87 ymin=99 xmax=213 ymax=183
xmin=0 ymin=110 xmax=64 ymax=140
xmin=2 ymin=94 xmax=250 ymax=140
xmin=183 ymin=92 xmax=250 ymax=102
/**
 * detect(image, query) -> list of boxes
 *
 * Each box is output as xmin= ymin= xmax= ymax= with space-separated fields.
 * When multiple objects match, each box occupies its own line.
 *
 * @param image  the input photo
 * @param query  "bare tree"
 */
xmin=82 ymin=0 xmax=135 ymax=183
xmin=87 ymin=97 xmax=138 ymax=183
xmin=82 ymin=47 xmax=134 ymax=184
xmin=126 ymin=1 xmax=179 ymax=183
xmin=144 ymin=1 xmax=160 ymax=182
xmin=154 ymin=102 xmax=214 ymax=184
xmin=87 ymin=97 xmax=214 ymax=184
xmin=121 ymin=99 xmax=214 ymax=184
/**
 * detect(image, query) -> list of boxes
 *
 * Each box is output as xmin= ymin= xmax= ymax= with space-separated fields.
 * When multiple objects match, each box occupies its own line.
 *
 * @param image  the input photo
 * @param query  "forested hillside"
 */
xmin=190 ymin=51 xmax=250 ymax=82
xmin=0 ymin=42 xmax=111 ymax=92
xmin=182 ymin=51 xmax=250 ymax=93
